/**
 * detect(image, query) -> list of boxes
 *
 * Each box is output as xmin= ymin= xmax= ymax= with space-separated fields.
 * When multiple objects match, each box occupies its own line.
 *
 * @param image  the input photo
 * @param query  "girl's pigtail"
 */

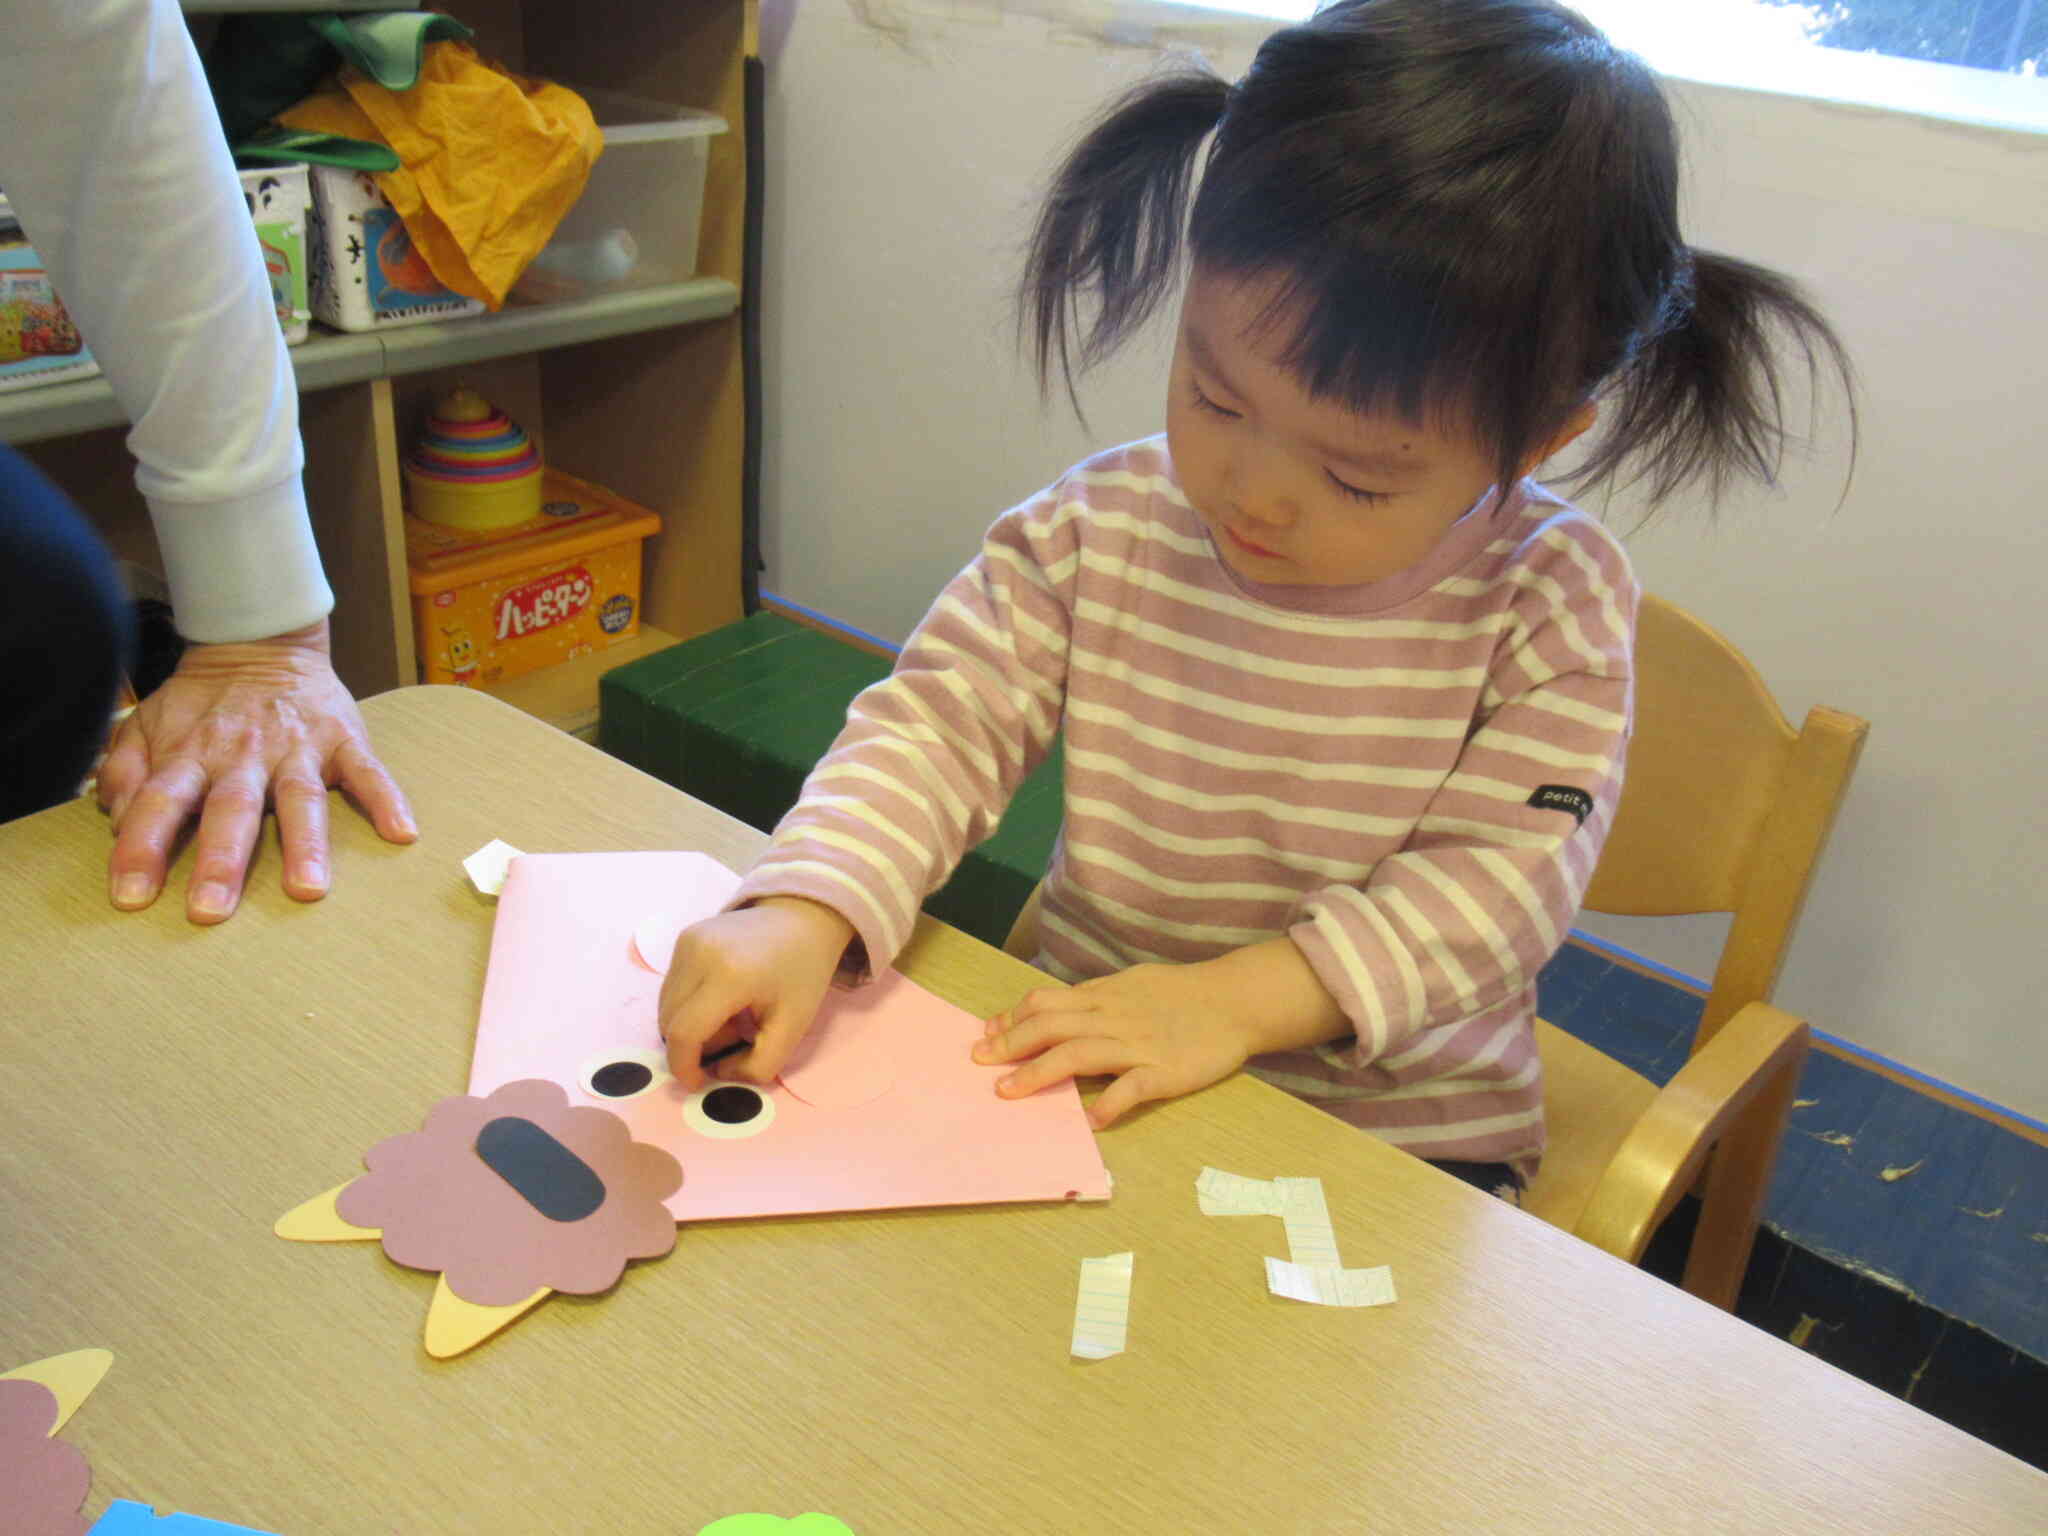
xmin=1020 ymin=68 xmax=1231 ymax=414
xmin=1575 ymin=249 xmax=1859 ymax=508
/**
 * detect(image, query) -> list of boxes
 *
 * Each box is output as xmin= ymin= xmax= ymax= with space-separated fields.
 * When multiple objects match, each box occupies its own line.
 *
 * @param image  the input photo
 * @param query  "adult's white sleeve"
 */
xmin=0 ymin=0 xmax=333 ymax=642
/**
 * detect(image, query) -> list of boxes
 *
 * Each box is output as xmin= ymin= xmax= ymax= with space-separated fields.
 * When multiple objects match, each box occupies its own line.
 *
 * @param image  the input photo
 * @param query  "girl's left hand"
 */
xmin=972 ymin=962 xmax=1256 ymax=1129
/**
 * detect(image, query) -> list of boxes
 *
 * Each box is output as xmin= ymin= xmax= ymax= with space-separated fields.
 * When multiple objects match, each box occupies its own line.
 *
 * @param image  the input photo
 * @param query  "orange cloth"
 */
xmin=280 ymin=43 xmax=601 ymax=309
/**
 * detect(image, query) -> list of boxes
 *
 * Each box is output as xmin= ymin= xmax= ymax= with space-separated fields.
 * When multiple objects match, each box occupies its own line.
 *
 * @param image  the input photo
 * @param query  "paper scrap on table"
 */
xmin=464 ymin=839 xmax=525 ymax=896
xmin=1275 ymin=1176 xmax=1343 ymax=1270
xmin=1264 ymin=1257 xmax=1397 ymax=1309
xmin=695 ymin=1514 xmax=857 ymax=1535
xmin=88 ymin=1499 xmax=281 ymax=1533
xmin=1197 ymin=1167 xmax=1395 ymax=1308
xmin=1196 ymin=1168 xmax=1343 ymax=1267
xmin=1071 ymin=1251 xmax=1133 ymax=1359
xmin=1196 ymin=1166 xmax=1285 ymax=1216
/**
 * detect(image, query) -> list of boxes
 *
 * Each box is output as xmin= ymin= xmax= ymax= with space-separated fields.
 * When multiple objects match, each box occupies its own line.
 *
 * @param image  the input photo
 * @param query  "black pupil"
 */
xmin=702 ymin=1085 xmax=763 ymax=1124
xmin=590 ymin=1061 xmax=654 ymax=1098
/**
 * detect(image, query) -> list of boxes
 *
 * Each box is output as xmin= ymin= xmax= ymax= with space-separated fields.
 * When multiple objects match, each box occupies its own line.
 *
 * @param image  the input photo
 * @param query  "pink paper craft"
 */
xmin=468 ymin=850 xmax=1111 ymax=1221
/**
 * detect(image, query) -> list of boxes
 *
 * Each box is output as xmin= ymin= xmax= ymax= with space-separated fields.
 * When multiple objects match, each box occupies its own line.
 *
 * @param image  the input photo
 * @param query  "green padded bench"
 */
xmin=599 ymin=612 xmax=1063 ymax=949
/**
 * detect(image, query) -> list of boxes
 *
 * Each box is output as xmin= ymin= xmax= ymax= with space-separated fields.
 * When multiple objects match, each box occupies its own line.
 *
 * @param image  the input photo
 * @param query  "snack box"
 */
xmin=407 ymin=467 xmax=660 ymax=688
xmin=238 ymin=163 xmax=312 ymax=344
xmin=305 ymin=164 xmax=487 ymax=331
xmin=0 ymin=195 xmax=101 ymax=393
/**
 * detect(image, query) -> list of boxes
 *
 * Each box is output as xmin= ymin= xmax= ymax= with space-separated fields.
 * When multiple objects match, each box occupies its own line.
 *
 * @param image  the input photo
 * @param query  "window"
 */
xmin=1159 ymin=0 xmax=2048 ymax=131
xmin=1775 ymin=0 xmax=2045 ymax=74
xmin=1576 ymin=0 xmax=2045 ymax=76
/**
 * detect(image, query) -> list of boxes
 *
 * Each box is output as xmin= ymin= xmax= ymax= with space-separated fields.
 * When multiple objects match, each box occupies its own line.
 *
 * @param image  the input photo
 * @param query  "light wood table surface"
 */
xmin=5 ymin=685 xmax=2044 ymax=1535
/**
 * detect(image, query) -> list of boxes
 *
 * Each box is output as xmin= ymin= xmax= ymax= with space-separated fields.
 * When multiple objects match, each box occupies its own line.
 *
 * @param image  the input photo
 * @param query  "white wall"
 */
xmin=1573 ymin=81 xmax=2048 ymax=1122
xmin=757 ymin=1 xmax=1256 ymax=635
xmin=757 ymin=1 xmax=2048 ymax=1119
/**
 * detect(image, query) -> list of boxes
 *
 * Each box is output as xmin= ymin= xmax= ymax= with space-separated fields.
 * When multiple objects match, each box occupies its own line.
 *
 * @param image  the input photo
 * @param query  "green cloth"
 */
xmin=309 ymin=11 xmax=471 ymax=90
xmin=599 ymin=615 xmax=1066 ymax=950
xmin=205 ymin=10 xmax=472 ymax=170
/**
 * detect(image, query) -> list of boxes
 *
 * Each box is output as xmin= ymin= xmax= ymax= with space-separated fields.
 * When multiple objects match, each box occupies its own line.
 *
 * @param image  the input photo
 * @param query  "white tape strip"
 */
xmin=1197 ymin=1168 xmax=1397 ymax=1309
xmin=1264 ymin=1257 xmax=1397 ymax=1309
xmin=1196 ymin=1169 xmax=1344 ymax=1266
xmin=1196 ymin=1166 xmax=1285 ymax=1216
xmin=463 ymin=839 xmax=525 ymax=897
xmin=1071 ymin=1252 xmax=1133 ymax=1359
xmin=1274 ymin=1177 xmax=1343 ymax=1270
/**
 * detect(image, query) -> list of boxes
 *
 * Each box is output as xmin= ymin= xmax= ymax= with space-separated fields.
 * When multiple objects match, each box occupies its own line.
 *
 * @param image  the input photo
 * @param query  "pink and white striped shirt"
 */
xmin=736 ymin=436 xmax=1637 ymax=1174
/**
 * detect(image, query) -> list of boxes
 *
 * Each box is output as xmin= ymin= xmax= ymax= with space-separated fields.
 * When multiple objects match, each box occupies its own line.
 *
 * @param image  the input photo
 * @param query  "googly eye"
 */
xmin=682 ymin=1082 xmax=776 ymax=1139
xmin=579 ymin=1049 xmax=671 ymax=1101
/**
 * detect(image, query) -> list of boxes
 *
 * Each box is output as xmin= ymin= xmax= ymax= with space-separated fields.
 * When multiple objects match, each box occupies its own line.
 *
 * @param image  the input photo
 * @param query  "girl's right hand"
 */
xmin=658 ymin=896 xmax=857 ymax=1091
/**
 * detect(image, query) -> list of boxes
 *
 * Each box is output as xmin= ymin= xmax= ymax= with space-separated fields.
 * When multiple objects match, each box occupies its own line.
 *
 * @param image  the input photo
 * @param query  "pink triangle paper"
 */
xmin=468 ymin=851 xmax=1110 ymax=1222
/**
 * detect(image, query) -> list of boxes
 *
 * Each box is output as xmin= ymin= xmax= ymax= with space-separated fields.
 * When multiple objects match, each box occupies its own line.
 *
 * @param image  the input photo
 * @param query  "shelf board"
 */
xmin=479 ymin=624 xmax=685 ymax=740
xmin=0 ymin=279 xmax=739 ymax=447
xmin=377 ymin=279 xmax=740 ymax=378
xmin=0 ymin=331 xmax=383 ymax=445
xmin=0 ymin=375 xmax=133 ymax=446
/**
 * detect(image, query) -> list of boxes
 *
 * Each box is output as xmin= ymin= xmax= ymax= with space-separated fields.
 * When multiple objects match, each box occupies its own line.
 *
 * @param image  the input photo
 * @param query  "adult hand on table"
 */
xmin=96 ymin=618 xmax=416 ymax=924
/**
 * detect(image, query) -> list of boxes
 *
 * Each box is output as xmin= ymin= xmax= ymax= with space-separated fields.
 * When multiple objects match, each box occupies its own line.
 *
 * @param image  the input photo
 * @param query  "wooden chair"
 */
xmin=1002 ymin=594 xmax=1868 ymax=1311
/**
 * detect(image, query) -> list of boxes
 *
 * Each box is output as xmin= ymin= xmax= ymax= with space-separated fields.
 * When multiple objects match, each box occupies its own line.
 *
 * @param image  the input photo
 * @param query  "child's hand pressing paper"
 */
xmin=975 ymin=963 xmax=1257 ymax=1129
xmin=974 ymin=940 xmax=1352 ymax=1128
xmin=659 ymin=897 xmax=856 ymax=1090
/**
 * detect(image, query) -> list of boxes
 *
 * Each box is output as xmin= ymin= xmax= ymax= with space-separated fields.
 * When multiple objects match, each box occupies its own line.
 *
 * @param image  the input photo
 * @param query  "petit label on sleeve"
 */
xmin=1526 ymin=784 xmax=1594 ymax=826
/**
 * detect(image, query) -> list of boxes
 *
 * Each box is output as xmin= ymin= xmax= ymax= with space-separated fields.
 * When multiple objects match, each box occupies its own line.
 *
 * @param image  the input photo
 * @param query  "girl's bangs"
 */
xmin=1193 ymin=203 xmax=1549 ymax=478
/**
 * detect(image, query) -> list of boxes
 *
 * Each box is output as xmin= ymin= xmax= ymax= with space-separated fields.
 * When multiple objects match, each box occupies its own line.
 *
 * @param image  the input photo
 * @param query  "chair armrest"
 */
xmin=1573 ymin=1001 xmax=1810 ymax=1266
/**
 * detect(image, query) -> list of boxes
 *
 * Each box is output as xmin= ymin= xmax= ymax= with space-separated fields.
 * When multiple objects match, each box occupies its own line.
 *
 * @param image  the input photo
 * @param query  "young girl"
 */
xmin=659 ymin=0 xmax=1853 ymax=1191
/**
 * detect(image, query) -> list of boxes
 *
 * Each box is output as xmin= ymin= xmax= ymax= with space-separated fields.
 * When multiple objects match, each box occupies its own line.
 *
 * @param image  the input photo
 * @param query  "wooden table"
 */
xmin=5 ymin=685 xmax=2044 ymax=1535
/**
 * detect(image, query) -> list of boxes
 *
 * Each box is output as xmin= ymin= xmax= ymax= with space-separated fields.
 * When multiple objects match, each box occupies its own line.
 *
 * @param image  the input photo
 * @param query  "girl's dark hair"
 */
xmin=1020 ymin=0 xmax=1855 ymax=506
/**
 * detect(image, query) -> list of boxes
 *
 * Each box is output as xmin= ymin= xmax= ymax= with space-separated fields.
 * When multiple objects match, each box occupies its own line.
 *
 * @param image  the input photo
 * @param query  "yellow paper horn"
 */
xmin=0 ymin=1349 xmax=113 ymax=1436
xmin=275 ymin=1182 xmax=383 ymax=1241
xmin=424 ymin=1275 xmax=552 ymax=1358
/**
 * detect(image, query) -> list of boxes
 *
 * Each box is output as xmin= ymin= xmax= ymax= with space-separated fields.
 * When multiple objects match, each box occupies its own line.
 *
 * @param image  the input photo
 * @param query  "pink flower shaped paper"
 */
xmin=0 ymin=1351 xmax=112 ymax=1536
xmin=278 ymin=1079 xmax=683 ymax=1356
xmin=0 ymin=1381 xmax=90 ymax=1536
xmin=341 ymin=1078 xmax=683 ymax=1303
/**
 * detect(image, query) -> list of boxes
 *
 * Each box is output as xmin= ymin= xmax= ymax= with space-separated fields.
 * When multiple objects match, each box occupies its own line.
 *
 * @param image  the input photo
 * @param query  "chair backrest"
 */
xmin=1582 ymin=594 xmax=1868 ymax=1047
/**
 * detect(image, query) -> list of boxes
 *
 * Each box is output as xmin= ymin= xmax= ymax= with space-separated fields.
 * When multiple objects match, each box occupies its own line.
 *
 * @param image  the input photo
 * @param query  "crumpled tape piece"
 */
xmin=464 ymin=839 xmax=525 ymax=896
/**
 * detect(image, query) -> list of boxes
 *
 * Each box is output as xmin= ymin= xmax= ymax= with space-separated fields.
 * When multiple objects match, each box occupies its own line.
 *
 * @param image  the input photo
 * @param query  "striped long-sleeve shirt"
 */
xmin=735 ymin=436 xmax=1638 ymax=1173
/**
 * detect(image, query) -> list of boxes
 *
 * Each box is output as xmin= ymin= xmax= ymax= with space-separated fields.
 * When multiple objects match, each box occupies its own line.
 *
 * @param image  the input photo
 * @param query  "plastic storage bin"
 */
xmin=513 ymin=89 xmax=727 ymax=302
xmin=304 ymin=165 xmax=488 ymax=332
xmin=407 ymin=466 xmax=660 ymax=687
xmin=0 ymin=195 xmax=101 ymax=393
xmin=237 ymin=164 xmax=312 ymax=345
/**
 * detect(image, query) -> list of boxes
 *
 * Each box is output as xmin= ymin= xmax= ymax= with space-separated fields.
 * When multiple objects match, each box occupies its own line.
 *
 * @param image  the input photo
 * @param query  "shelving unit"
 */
xmin=0 ymin=280 xmax=736 ymax=446
xmin=11 ymin=0 xmax=755 ymax=733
